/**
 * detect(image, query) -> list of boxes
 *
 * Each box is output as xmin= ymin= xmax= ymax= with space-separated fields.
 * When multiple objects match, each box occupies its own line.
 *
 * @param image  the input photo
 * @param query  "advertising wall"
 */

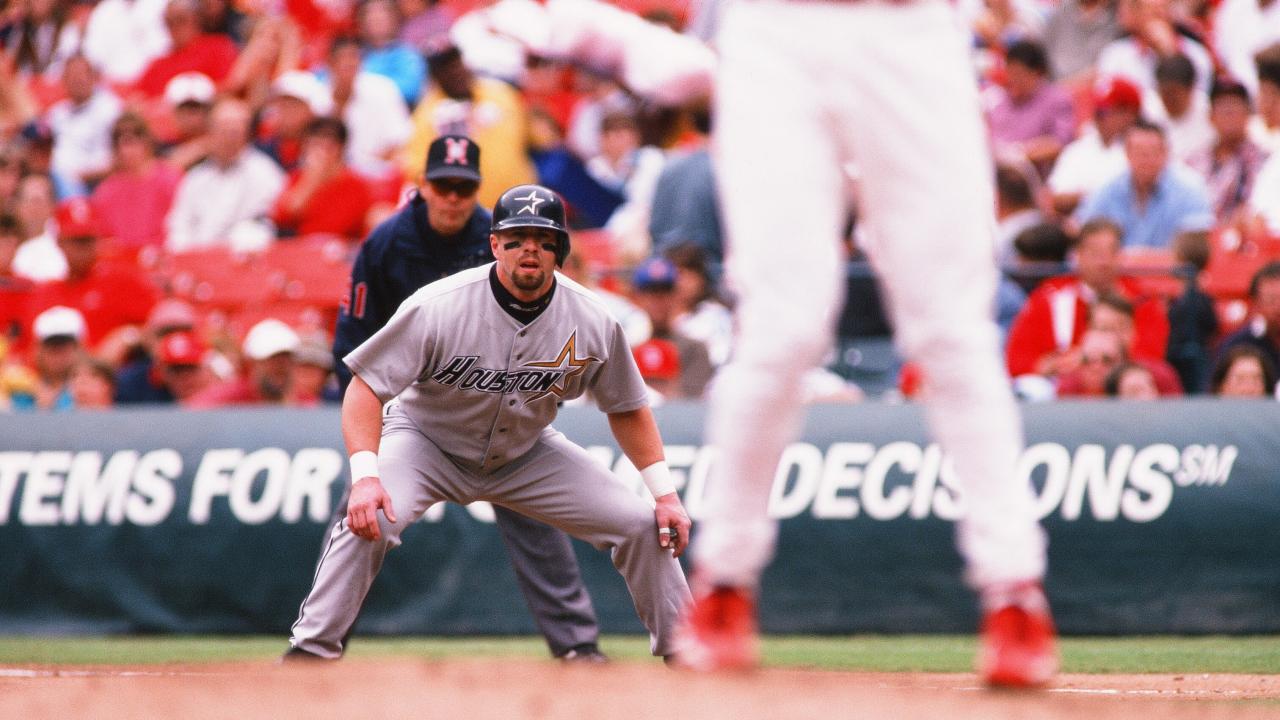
xmin=1 ymin=400 xmax=1276 ymax=636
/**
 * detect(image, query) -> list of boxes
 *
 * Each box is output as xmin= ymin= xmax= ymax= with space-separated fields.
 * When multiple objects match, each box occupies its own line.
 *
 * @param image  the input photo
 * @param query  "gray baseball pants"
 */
xmin=319 ymin=475 xmax=600 ymax=656
xmin=290 ymin=407 xmax=691 ymax=657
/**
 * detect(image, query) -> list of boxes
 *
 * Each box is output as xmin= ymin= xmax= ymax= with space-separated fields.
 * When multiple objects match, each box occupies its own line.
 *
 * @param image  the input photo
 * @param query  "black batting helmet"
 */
xmin=491 ymin=184 xmax=571 ymax=266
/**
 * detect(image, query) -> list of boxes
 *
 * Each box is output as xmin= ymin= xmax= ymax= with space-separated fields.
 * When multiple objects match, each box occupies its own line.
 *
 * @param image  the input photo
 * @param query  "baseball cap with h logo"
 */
xmin=425 ymin=135 xmax=481 ymax=182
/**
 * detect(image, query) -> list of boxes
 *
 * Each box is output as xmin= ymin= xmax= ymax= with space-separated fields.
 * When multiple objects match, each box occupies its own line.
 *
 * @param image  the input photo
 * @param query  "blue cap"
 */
xmin=632 ymin=257 xmax=677 ymax=291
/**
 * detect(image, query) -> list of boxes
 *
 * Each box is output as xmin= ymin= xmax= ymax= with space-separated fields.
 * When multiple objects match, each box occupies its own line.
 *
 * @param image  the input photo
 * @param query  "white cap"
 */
xmin=242 ymin=319 xmax=300 ymax=361
xmin=34 ymin=305 xmax=87 ymax=342
xmin=271 ymin=71 xmax=334 ymax=116
xmin=164 ymin=72 xmax=216 ymax=107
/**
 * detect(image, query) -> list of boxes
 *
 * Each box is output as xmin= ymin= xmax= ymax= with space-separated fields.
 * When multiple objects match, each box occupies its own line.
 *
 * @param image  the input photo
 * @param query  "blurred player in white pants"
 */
xmin=477 ymin=0 xmax=1057 ymax=687
xmin=681 ymin=0 xmax=1057 ymax=686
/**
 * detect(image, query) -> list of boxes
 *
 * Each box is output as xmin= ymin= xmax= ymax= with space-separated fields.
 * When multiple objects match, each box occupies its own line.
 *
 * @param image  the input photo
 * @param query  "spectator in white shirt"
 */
xmin=321 ymin=36 xmax=410 ymax=190
xmin=81 ymin=0 xmax=171 ymax=86
xmin=11 ymin=172 xmax=63 ymax=281
xmin=1213 ymin=0 xmax=1280 ymax=100
xmin=47 ymin=56 xmax=123 ymax=198
xmin=1153 ymin=54 xmax=1213 ymax=164
xmin=165 ymin=98 xmax=285 ymax=253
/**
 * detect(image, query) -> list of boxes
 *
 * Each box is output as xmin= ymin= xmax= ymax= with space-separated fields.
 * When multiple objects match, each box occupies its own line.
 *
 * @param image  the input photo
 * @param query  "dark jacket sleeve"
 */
xmin=333 ymin=235 xmax=395 ymax=393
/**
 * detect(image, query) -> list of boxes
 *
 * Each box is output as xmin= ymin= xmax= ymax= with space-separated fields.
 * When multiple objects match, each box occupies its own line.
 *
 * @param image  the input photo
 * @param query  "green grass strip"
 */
xmin=0 ymin=635 xmax=1275 ymax=674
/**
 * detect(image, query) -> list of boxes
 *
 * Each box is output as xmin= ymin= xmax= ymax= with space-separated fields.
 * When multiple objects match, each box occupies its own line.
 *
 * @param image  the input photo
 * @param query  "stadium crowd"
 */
xmin=0 ymin=0 xmax=1278 ymax=412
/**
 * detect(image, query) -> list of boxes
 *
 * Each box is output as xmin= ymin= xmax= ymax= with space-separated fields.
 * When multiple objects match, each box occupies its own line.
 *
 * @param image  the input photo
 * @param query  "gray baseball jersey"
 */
xmin=346 ymin=264 xmax=649 ymax=470
xmin=290 ymin=264 xmax=690 ymax=658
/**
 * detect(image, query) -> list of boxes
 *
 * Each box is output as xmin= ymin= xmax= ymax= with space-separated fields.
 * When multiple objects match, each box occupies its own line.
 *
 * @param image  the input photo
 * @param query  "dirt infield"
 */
xmin=2 ymin=661 xmax=1278 ymax=719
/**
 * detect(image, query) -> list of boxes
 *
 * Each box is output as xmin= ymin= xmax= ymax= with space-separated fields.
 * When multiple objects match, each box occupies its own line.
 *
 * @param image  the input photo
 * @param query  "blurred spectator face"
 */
xmin=1118 ymin=0 xmax=1165 ymax=31
xmin=672 ymin=265 xmax=707 ymax=314
xmin=252 ymin=352 xmax=294 ymax=402
xmin=14 ymin=174 xmax=54 ymax=238
xmin=1125 ymin=126 xmax=1168 ymax=188
xmin=328 ymin=42 xmax=363 ymax=96
xmin=1155 ymin=80 xmax=1190 ymax=117
xmin=633 ymin=287 xmax=679 ymax=333
xmin=430 ymin=50 xmax=473 ymax=100
xmin=1115 ymin=365 xmax=1158 ymax=399
xmin=1097 ymin=105 xmax=1140 ymax=141
xmin=1210 ymin=93 xmax=1252 ymax=144
xmin=271 ymin=95 xmax=314 ymax=138
xmin=69 ymin=361 xmax=115 ymax=409
xmin=61 ymin=56 xmax=98 ymax=105
xmin=1219 ymin=355 xmax=1268 ymax=397
xmin=163 ymin=362 xmax=209 ymax=399
xmin=1074 ymin=225 xmax=1122 ymax=291
xmin=163 ymin=0 xmax=203 ymax=47
xmin=422 ymin=177 xmax=479 ymax=235
xmin=208 ymin=100 xmax=251 ymax=166
xmin=358 ymin=0 xmax=399 ymax=46
xmin=301 ymin=129 xmax=344 ymax=171
xmin=1077 ymin=329 xmax=1126 ymax=393
xmin=36 ymin=336 xmax=80 ymax=383
xmin=291 ymin=362 xmax=330 ymax=401
xmin=58 ymin=234 xmax=98 ymax=278
xmin=1090 ymin=302 xmax=1136 ymax=350
xmin=1004 ymin=61 xmax=1041 ymax=101
xmin=112 ymin=120 xmax=154 ymax=172
xmin=1256 ymin=277 xmax=1280 ymax=329
xmin=173 ymin=102 xmax=212 ymax=141
xmin=600 ymin=114 xmax=640 ymax=164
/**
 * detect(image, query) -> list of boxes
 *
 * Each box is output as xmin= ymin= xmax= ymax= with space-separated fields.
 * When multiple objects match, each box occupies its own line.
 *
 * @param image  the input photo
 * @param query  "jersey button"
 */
xmin=516 ymin=354 xmax=523 ymax=360
xmin=508 ymin=400 xmax=516 ymax=406
xmin=498 ymin=427 xmax=507 ymax=433
xmin=519 ymin=331 xmax=527 ymax=337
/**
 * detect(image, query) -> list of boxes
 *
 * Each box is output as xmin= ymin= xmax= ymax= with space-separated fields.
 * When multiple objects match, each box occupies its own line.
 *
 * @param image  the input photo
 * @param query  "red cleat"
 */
xmin=673 ymin=585 xmax=760 ymax=671
xmin=978 ymin=582 xmax=1059 ymax=688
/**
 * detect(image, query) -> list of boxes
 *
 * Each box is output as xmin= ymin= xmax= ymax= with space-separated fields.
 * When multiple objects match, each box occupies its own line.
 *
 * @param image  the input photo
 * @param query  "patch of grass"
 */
xmin=0 ymin=635 xmax=1276 ymax=674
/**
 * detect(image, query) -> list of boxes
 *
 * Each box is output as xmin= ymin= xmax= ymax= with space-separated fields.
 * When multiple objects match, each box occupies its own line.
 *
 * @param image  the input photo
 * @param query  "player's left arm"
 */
xmin=607 ymin=406 xmax=691 ymax=557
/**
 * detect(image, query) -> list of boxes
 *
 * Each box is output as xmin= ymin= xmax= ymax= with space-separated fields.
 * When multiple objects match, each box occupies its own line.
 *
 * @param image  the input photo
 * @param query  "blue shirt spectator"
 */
xmin=1076 ymin=121 xmax=1213 ymax=249
xmin=358 ymin=0 xmax=427 ymax=106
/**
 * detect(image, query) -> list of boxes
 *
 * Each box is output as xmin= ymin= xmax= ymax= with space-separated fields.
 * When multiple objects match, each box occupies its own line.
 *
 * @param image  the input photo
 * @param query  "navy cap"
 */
xmin=632 ymin=257 xmax=677 ymax=291
xmin=425 ymin=135 xmax=481 ymax=182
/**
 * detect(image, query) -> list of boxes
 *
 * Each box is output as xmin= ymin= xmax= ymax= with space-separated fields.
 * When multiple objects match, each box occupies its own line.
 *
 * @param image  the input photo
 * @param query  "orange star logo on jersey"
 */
xmin=523 ymin=331 xmax=600 ymax=402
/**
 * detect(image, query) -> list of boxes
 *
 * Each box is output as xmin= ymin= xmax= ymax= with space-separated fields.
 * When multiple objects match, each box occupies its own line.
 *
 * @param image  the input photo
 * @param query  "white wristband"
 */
xmin=349 ymin=450 xmax=379 ymax=485
xmin=639 ymin=461 xmax=676 ymax=499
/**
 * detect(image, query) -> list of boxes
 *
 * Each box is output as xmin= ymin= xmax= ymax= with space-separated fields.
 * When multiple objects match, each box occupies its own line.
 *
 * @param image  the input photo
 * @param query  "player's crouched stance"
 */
xmin=283 ymin=185 xmax=692 ymax=662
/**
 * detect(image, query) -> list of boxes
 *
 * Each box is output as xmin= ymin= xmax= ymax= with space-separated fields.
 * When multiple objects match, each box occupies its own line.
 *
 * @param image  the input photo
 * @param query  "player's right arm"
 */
xmin=341 ymin=375 xmax=398 ymax=541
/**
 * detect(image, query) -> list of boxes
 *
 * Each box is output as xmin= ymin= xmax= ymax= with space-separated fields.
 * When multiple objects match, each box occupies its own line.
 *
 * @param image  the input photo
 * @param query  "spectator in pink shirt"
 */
xmin=90 ymin=113 xmax=182 ymax=256
xmin=986 ymin=40 xmax=1077 ymax=175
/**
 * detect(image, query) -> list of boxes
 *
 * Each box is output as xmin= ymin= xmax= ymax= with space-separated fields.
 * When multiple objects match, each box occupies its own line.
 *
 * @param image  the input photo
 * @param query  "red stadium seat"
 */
xmin=258 ymin=236 xmax=353 ymax=308
xmin=159 ymin=247 xmax=277 ymax=309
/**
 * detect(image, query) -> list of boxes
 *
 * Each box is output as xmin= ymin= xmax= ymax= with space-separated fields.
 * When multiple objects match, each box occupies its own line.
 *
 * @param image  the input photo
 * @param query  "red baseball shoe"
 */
xmin=672 ymin=584 xmax=760 ymax=671
xmin=978 ymin=582 xmax=1059 ymax=688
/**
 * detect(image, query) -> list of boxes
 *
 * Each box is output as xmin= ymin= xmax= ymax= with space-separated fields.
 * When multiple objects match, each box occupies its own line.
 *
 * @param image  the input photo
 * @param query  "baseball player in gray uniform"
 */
xmin=288 ymin=184 xmax=692 ymax=659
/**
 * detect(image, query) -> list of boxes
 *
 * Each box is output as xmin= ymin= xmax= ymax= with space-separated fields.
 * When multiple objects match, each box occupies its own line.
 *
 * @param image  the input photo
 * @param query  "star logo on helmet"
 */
xmin=514 ymin=190 xmax=545 ymax=215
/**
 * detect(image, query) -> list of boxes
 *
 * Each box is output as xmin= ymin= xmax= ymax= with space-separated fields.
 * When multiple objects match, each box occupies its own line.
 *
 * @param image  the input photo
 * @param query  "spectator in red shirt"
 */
xmin=1005 ymin=218 xmax=1170 ymax=381
xmin=29 ymin=198 xmax=159 ymax=349
xmin=90 ymin=113 xmax=183 ymax=256
xmin=159 ymin=72 xmax=216 ymax=171
xmin=188 ymin=318 xmax=299 ymax=407
xmin=0 ymin=214 xmax=35 ymax=355
xmin=271 ymin=116 xmax=374 ymax=240
xmin=132 ymin=0 xmax=239 ymax=100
